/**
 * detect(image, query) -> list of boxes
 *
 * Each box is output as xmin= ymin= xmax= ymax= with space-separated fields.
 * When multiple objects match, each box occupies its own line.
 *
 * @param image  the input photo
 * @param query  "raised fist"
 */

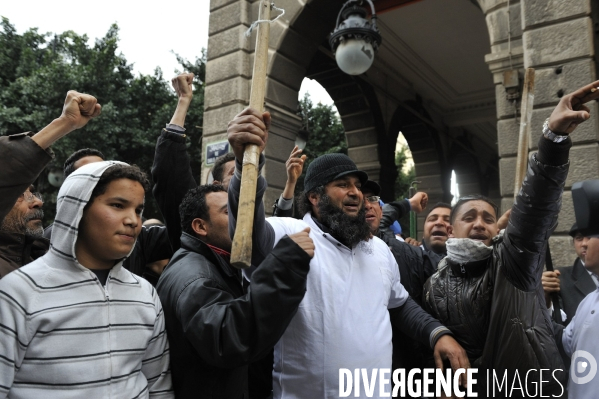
xmin=409 ymin=192 xmax=428 ymax=213
xmin=227 ymin=107 xmax=270 ymax=161
xmin=60 ymin=91 xmax=102 ymax=131
xmin=172 ymin=73 xmax=194 ymax=100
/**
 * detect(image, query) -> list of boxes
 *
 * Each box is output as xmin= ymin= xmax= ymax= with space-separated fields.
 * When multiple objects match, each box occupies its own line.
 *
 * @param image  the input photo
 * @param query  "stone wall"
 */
xmin=482 ymin=0 xmax=597 ymax=266
xmin=204 ymin=0 xmax=598 ymax=262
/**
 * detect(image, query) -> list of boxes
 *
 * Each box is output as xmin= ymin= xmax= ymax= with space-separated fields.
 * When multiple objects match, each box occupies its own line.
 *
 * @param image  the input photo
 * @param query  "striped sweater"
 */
xmin=0 ymin=161 xmax=173 ymax=398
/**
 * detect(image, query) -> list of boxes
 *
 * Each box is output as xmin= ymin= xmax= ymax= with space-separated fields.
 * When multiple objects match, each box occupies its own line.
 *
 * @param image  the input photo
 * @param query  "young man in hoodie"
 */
xmin=0 ymin=161 xmax=173 ymax=398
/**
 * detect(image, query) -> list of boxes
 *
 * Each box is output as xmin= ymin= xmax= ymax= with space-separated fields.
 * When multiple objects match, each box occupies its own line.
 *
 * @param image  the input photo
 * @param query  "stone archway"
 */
xmin=204 ymin=0 xmax=598 ymax=263
xmin=203 ymin=0 xmax=498 ymax=206
xmin=387 ymin=102 xmax=452 ymax=205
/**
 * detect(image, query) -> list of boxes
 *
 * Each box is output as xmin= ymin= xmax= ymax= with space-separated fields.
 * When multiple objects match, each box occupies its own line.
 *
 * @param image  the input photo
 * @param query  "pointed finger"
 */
xmin=570 ymin=80 xmax=599 ymax=103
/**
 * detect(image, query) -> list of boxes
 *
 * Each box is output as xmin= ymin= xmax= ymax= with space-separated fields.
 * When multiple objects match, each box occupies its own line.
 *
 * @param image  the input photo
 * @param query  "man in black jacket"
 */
xmin=423 ymin=82 xmax=599 ymax=396
xmin=363 ymin=180 xmax=434 ymax=306
xmin=542 ymin=223 xmax=596 ymax=325
xmin=157 ymin=184 xmax=313 ymax=399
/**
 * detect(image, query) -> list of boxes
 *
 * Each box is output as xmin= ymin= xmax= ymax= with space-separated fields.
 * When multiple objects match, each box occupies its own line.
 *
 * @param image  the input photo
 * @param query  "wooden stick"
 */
xmin=230 ymin=0 xmax=271 ymax=269
xmin=512 ymin=68 xmax=563 ymax=322
xmin=514 ymin=68 xmax=535 ymax=198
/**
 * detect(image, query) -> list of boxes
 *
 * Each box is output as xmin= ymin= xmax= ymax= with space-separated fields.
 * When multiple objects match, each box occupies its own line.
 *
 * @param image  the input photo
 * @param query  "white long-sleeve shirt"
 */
xmin=267 ymin=214 xmax=408 ymax=399
xmin=562 ymin=286 xmax=599 ymax=399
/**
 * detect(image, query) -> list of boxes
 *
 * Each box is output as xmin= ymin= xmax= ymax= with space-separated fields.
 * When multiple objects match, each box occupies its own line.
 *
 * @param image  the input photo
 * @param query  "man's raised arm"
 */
xmin=227 ymin=107 xmax=276 ymax=266
xmin=151 ymin=73 xmax=197 ymax=251
xmin=0 ymin=91 xmax=101 ymax=222
xmin=504 ymin=81 xmax=599 ymax=290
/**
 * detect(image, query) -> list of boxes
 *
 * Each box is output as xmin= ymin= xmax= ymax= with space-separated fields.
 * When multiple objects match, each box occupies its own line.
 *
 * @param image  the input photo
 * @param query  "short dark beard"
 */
xmin=0 ymin=209 xmax=44 ymax=238
xmin=317 ymin=193 xmax=371 ymax=247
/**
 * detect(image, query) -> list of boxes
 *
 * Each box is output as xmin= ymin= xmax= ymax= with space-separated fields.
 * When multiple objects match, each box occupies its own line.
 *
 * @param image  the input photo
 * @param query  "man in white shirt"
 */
xmin=227 ymin=107 xmax=469 ymax=399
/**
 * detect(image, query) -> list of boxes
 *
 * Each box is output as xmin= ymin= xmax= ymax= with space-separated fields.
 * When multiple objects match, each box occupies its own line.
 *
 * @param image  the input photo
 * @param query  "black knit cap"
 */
xmin=362 ymin=180 xmax=381 ymax=196
xmin=569 ymin=222 xmax=580 ymax=237
xmin=304 ymin=153 xmax=368 ymax=193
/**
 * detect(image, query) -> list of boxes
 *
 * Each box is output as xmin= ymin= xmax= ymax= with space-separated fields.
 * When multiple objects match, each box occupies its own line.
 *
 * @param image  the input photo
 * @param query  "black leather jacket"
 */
xmin=157 ymin=233 xmax=310 ymax=399
xmin=423 ymin=137 xmax=570 ymax=395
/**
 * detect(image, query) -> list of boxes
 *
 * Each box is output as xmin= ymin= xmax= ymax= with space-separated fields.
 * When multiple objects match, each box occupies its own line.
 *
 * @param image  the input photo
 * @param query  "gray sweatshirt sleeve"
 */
xmin=227 ymin=154 xmax=276 ymax=266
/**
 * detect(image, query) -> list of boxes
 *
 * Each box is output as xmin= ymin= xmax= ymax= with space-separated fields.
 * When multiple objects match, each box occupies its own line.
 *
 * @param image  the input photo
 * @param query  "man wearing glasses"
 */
xmin=0 ymin=188 xmax=46 ymax=278
xmin=0 ymin=90 xmax=101 ymax=278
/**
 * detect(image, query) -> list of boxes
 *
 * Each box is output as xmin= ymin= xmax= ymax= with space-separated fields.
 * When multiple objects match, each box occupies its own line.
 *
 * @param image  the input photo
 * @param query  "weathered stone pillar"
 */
xmin=522 ymin=0 xmax=598 ymax=265
xmin=204 ymin=0 xmax=308 ymax=209
xmin=203 ymin=0 xmax=252 ymax=185
xmin=483 ymin=0 xmax=598 ymax=266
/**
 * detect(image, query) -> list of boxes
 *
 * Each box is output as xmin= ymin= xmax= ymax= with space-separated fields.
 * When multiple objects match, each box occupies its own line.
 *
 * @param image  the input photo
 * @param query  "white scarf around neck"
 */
xmin=446 ymin=230 xmax=504 ymax=264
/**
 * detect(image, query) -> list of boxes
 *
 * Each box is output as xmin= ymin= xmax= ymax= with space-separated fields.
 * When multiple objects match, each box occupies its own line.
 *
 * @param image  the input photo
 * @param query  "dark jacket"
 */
xmin=375 ymin=229 xmax=437 ymax=383
xmin=379 ymin=199 xmax=444 ymax=287
xmin=157 ymin=233 xmax=310 ymax=399
xmin=376 ymin=229 xmax=437 ymax=306
xmin=423 ymin=137 xmax=570 ymax=395
xmin=124 ymin=224 xmax=173 ymax=285
xmin=557 ymin=258 xmax=596 ymax=325
xmin=0 ymin=232 xmax=49 ymax=279
xmin=0 ymin=133 xmax=53 ymax=278
xmin=378 ymin=204 xmax=444 ymax=381
xmin=152 ymin=128 xmax=197 ymax=252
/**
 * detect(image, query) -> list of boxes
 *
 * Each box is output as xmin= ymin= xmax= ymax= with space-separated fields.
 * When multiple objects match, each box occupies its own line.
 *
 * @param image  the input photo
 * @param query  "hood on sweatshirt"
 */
xmin=49 ymin=160 xmax=138 ymax=271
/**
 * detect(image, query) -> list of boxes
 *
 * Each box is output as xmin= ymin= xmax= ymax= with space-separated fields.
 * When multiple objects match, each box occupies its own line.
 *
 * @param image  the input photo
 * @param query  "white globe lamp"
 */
xmin=330 ymin=1 xmax=381 ymax=76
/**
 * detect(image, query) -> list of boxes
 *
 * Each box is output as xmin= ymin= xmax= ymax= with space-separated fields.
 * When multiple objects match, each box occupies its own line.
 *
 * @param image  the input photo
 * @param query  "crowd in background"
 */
xmin=1 ymin=74 xmax=599 ymax=398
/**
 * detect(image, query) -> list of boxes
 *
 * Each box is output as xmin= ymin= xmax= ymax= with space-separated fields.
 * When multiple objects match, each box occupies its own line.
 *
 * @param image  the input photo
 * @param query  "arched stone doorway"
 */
xmin=204 ymin=0 xmax=598 ymax=262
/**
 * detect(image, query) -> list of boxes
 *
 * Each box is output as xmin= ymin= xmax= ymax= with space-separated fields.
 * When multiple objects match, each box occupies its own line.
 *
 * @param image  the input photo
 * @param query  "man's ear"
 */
xmin=191 ymin=218 xmax=208 ymax=237
xmin=308 ymin=192 xmax=320 ymax=207
xmin=447 ymin=225 xmax=454 ymax=237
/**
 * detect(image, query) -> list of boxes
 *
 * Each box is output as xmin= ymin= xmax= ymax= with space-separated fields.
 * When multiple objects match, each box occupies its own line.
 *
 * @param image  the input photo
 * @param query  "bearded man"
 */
xmin=227 ymin=108 xmax=469 ymax=399
xmin=0 ymin=187 xmax=46 ymax=278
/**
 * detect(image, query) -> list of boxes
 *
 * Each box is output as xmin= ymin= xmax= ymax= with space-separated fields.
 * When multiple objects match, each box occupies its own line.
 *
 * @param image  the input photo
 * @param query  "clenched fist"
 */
xmin=289 ymin=227 xmax=315 ymax=258
xmin=60 ymin=91 xmax=102 ymax=131
xmin=172 ymin=73 xmax=194 ymax=101
xmin=409 ymin=192 xmax=428 ymax=213
xmin=227 ymin=107 xmax=270 ymax=161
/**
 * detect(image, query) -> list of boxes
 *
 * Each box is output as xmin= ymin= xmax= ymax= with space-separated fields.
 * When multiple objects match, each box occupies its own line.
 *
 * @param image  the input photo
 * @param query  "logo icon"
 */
xmin=571 ymin=350 xmax=598 ymax=385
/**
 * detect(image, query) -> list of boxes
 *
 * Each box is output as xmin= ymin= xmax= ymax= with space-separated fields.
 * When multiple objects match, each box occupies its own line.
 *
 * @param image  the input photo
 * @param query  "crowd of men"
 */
xmin=0 ymin=73 xmax=599 ymax=399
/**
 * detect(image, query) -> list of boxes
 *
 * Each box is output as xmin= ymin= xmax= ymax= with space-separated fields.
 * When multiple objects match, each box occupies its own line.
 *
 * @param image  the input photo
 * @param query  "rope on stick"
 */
xmin=245 ymin=4 xmax=285 ymax=37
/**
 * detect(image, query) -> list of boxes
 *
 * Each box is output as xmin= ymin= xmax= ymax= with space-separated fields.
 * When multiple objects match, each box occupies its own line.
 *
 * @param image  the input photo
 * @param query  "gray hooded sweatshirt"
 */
xmin=0 ymin=161 xmax=173 ymax=399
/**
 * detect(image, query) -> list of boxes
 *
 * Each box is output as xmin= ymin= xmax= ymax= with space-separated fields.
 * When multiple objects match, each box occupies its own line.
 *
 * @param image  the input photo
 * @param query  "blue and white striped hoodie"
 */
xmin=0 ymin=161 xmax=173 ymax=399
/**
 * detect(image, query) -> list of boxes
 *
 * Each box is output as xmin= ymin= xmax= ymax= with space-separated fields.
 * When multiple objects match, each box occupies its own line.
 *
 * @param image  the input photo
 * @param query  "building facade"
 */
xmin=203 ymin=0 xmax=599 ymax=265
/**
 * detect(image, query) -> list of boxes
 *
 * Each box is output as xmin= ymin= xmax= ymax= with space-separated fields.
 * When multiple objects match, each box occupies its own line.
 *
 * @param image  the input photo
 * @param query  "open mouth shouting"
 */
xmin=469 ymin=233 xmax=489 ymax=242
xmin=365 ymin=211 xmax=377 ymax=224
xmin=430 ymin=228 xmax=448 ymax=240
xmin=343 ymin=201 xmax=360 ymax=214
